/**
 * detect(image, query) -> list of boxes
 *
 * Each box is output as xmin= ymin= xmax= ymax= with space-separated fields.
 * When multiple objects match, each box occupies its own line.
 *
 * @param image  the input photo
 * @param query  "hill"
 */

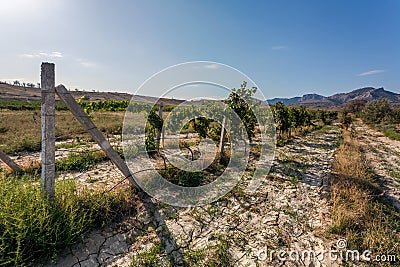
xmin=0 ymin=83 xmax=183 ymax=106
xmin=267 ymin=87 xmax=400 ymax=107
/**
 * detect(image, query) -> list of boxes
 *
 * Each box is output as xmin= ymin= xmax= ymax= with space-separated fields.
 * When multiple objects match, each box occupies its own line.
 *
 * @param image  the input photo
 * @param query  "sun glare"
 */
xmin=0 ymin=0 xmax=53 ymax=16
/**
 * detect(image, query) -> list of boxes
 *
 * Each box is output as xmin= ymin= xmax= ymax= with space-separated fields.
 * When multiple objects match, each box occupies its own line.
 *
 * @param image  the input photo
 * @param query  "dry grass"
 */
xmin=0 ymin=111 xmax=126 ymax=155
xmin=329 ymin=129 xmax=400 ymax=260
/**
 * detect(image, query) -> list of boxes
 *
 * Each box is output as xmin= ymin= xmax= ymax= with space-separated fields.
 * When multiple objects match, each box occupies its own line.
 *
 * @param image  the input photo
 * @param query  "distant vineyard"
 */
xmin=271 ymin=102 xmax=337 ymax=139
xmin=77 ymin=98 xmax=130 ymax=112
xmin=0 ymin=97 xmax=338 ymax=143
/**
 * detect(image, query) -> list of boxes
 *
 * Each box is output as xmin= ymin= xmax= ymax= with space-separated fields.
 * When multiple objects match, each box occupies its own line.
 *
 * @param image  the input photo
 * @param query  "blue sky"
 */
xmin=0 ymin=0 xmax=399 ymax=98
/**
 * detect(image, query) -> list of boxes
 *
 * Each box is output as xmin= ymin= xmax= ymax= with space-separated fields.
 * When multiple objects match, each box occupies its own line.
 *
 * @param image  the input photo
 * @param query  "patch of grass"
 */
xmin=0 ymin=99 xmax=67 ymax=111
xmin=159 ymin=167 xmax=205 ymax=187
xmin=0 ymin=171 xmax=137 ymax=266
xmin=288 ymin=176 xmax=299 ymax=184
xmin=0 ymin=111 xmax=126 ymax=155
xmin=22 ymin=149 xmax=110 ymax=175
xmin=383 ymin=126 xmax=400 ymax=141
xmin=56 ymin=150 xmax=108 ymax=172
xmin=328 ymin=129 xmax=400 ymax=261
xmin=204 ymin=235 xmax=233 ymax=267
xmin=130 ymin=241 xmax=166 ymax=267
xmin=184 ymin=235 xmax=233 ymax=267
xmin=184 ymin=248 xmax=208 ymax=266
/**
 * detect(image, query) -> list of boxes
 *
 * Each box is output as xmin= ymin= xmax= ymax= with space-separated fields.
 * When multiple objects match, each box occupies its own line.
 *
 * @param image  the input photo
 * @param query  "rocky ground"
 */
xmin=353 ymin=121 xmax=400 ymax=211
xmin=37 ymin=125 xmax=348 ymax=267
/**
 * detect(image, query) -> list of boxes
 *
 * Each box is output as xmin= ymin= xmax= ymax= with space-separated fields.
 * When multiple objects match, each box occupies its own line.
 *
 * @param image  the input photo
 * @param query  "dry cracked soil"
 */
xmin=38 ymin=125 xmax=345 ymax=267
xmin=3 ymin=124 xmax=398 ymax=266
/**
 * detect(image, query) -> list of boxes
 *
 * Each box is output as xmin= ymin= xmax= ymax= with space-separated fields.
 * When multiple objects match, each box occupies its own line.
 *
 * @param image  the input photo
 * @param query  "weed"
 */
xmin=158 ymin=167 xmax=205 ymax=187
xmin=184 ymin=234 xmax=233 ymax=267
xmin=0 ymin=171 xmax=136 ymax=266
xmin=56 ymin=150 xmax=107 ymax=172
xmin=206 ymin=235 xmax=234 ymax=267
xmin=130 ymin=242 xmax=165 ymax=267
xmin=383 ymin=126 xmax=400 ymax=141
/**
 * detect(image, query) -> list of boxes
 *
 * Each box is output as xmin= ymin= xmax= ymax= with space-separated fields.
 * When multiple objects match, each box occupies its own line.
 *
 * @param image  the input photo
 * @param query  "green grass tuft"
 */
xmin=383 ymin=126 xmax=400 ymax=141
xmin=56 ymin=150 xmax=108 ymax=172
xmin=0 ymin=171 xmax=136 ymax=266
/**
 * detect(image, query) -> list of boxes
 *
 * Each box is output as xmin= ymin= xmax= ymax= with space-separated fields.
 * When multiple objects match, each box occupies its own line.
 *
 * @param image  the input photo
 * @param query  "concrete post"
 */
xmin=41 ymin=62 xmax=56 ymax=201
xmin=218 ymin=116 xmax=226 ymax=156
xmin=158 ymin=102 xmax=164 ymax=148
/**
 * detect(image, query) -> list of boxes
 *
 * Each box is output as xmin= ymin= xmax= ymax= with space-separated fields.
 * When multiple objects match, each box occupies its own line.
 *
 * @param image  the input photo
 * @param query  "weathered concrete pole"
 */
xmin=41 ymin=62 xmax=56 ymax=200
xmin=218 ymin=116 xmax=226 ymax=155
xmin=158 ymin=102 xmax=164 ymax=149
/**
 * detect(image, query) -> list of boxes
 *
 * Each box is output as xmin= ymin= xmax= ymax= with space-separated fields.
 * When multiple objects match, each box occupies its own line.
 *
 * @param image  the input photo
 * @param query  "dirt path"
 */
xmin=353 ymin=121 xmax=400 ymax=210
xmin=41 ymin=125 xmax=344 ymax=267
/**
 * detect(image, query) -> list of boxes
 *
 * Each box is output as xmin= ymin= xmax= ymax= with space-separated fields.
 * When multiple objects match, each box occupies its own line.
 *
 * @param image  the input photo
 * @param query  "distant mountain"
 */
xmin=1 ymin=83 xmax=399 ymax=108
xmin=267 ymin=87 xmax=400 ymax=107
xmin=268 ymin=97 xmax=301 ymax=105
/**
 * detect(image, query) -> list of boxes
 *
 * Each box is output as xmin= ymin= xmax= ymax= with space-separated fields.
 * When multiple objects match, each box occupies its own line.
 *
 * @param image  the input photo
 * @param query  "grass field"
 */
xmin=0 ymin=110 xmax=126 ymax=155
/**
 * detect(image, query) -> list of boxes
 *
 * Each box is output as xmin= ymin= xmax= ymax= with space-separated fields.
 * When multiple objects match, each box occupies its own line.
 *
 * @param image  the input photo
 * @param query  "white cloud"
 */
xmin=50 ymin=52 xmax=63 ymax=58
xmin=358 ymin=70 xmax=385 ymax=76
xmin=76 ymin=58 xmax=98 ymax=68
xmin=271 ymin=45 xmax=286 ymax=50
xmin=19 ymin=51 xmax=64 ymax=58
xmin=19 ymin=53 xmax=40 ymax=58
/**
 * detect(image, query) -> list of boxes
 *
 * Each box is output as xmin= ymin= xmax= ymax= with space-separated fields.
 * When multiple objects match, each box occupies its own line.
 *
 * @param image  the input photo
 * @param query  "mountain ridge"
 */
xmin=267 ymin=87 xmax=400 ymax=107
xmin=1 ymin=83 xmax=399 ymax=108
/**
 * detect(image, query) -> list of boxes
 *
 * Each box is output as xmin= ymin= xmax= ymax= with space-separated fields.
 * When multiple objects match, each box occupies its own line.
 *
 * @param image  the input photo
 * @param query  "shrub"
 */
xmin=361 ymin=99 xmax=394 ymax=125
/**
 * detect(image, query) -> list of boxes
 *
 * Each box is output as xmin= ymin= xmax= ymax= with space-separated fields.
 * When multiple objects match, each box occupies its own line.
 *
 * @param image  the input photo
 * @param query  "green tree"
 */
xmin=224 ymin=81 xmax=258 ymax=142
xmin=361 ymin=99 xmax=394 ymax=125
xmin=272 ymin=101 xmax=290 ymax=138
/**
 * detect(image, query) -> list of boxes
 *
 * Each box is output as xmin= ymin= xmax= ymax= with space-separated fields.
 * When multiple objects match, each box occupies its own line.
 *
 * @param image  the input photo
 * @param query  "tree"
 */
xmin=272 ymin=101 xmax=290 ymax=138
xmin=345 ymin=99 xmax=367 ymax=113
xmin=361 ymin=99 xmax=393 ymax=125
xmin=145 ymin=108 xmax=163 ymax=153
xmin=224 ymin=81 xmax=258 ymax=142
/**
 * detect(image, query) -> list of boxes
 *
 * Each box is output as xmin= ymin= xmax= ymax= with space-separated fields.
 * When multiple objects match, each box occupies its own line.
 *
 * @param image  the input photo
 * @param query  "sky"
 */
xmin=0 ymin=0 xmax=399 ymax=99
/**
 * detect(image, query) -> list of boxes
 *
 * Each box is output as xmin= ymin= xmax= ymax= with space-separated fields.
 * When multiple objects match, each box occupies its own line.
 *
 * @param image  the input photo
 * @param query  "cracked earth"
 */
xmin=39 ymin=125 xmax=347 ymax=267
xmin=353 ymin=121 xmax=400 ymax=211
